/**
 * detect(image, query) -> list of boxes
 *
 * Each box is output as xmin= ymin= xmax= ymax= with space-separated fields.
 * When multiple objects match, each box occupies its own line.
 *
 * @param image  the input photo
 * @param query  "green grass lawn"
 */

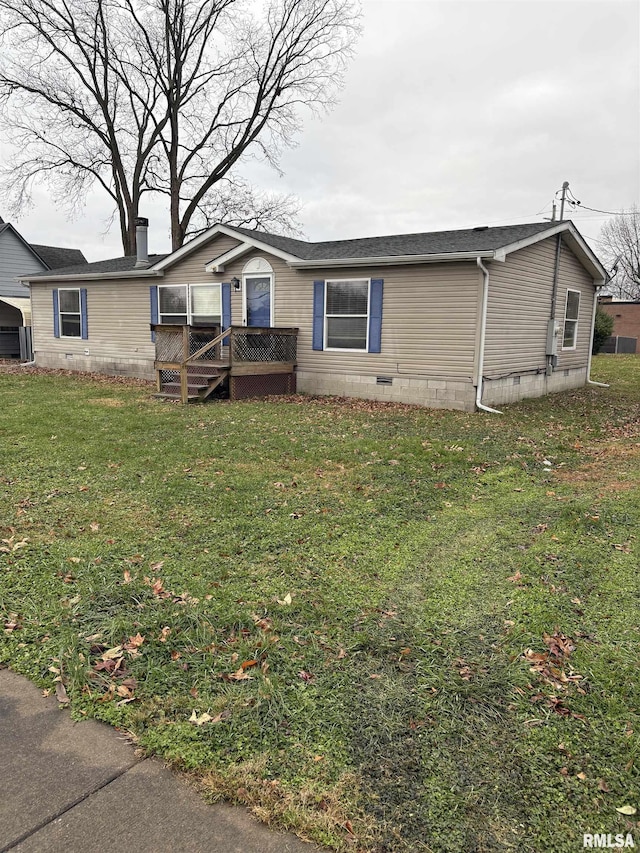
xmin=1 ymin=357 xmax=639 ymax=852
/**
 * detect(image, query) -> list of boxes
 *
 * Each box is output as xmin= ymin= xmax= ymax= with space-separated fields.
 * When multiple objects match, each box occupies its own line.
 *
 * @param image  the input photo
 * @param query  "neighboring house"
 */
xmin=0 ymin=216 xmax=87 ymax=358
xmin=20 ymin=219 xmax=607 ymax=411
xmin=598 ymin=297 xmax=640 ymax=352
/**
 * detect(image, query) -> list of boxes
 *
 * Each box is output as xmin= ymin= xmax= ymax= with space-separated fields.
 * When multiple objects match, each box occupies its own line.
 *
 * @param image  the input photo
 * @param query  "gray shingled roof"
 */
xmin=30 ymin=244 xmax=88 ymax=269
xmin=27 ymin=253 xmax=168 ymax=278
xmin=24 ymin=221 xmax=561 ymax=281
xmin=228 ymin=222 xmax=556 ymax=260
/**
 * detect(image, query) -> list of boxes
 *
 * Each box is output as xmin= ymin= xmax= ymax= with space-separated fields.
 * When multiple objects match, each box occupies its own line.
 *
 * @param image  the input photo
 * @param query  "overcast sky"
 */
xmin=1 ymin=0 xmax=638 ymax=262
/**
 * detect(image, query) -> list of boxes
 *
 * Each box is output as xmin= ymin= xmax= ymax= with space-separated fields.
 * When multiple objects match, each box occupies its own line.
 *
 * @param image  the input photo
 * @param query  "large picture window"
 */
xmin=325 ymin=279 xmax=370 ymax=350
xmin=562 ymin=289 xmax=580 ymax=350
xmin=59 ymin=288 xmax=81 ymax=337
xmin=158 ymin=284 xmax=221 ymax=326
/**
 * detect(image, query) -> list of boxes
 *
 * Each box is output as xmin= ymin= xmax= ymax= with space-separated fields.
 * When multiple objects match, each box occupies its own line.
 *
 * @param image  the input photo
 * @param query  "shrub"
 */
xmin=592 ymin=305 xmax=614 ymax=354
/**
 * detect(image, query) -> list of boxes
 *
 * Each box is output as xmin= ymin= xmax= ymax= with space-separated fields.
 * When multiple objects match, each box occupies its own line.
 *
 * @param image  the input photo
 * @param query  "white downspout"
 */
xmin=586 ymin=284 xmax=609 ymax=387
xmin=475 ymin=257 xmax=503 ymax=414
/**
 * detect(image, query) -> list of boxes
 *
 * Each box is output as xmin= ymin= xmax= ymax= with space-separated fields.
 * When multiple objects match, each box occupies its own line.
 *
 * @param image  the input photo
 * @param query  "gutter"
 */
xmin=586 ymin=282 xmax=610 ymax=387
xmin=18 ymin=269 xmax=164 ymax=284
xmin=475 ymin=257 xmax=502 ymax=414
xmin=289 ymin=250 xmax=499 ymax=269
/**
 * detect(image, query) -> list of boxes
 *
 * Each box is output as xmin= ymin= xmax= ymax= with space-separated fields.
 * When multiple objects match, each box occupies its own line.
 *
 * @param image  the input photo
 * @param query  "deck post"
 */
xmin=180 ymin=325 xmax=190 ymax=404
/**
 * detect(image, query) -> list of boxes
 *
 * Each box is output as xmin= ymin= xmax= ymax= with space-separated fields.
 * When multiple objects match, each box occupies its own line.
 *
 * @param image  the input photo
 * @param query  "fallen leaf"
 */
xmin=123 ymin=633 xmax=145 ymax=650
xmin=89 ymin=522 xmax=100 ymax=532
xmin=278 ymin=592 xmax=293 ymax=606
xmin=615 ymin=805 xmax=637 ymax=815
xmin=189 ymin=710 xmax=213 ymax=726
xmin=598 ymin=779 xmax=611 ymax=793
xmin=55 ymin=683 xmax=70 ymax=705
xmin=123 ymin=569 xmax=132 ymax=584
xmin=101 ymin=645 xmax=124 ymax=660
xmin=158 ymin=626 xmax=171 ymax=642
xmin=227 ymin=667 xmax=253 ymax=681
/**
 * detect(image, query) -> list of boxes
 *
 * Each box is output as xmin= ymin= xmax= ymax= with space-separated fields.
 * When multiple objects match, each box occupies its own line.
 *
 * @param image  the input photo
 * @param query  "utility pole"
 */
xmin=559 ymin=181 xmax=569 ymax=220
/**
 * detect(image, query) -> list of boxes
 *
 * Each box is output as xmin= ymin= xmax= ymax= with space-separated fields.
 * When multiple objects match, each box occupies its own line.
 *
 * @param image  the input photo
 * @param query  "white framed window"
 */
xmin=158 ymin=284 xmax=221 ymax=326
xmin=190 ymin=283 xmax=222 ymax=325
xmin=562 ymin=289 xmax=580 ymax=350
xmin=324 ymin=279 xmax=370 ymax=351
xmin=59 ymin=288 xmax=81 ymax=338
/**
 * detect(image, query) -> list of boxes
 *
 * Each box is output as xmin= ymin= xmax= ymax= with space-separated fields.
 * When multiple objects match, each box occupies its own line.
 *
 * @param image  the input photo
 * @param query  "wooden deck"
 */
xmin=152 ymin=325 xmax=298 ymax=403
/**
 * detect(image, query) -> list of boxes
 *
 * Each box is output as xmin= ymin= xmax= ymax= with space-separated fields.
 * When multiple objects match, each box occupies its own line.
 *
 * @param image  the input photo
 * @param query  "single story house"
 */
xmin=0 ymin=216 xmax=86 ymax=358
xmin=19 ymin=218 xmax=607 ymax=411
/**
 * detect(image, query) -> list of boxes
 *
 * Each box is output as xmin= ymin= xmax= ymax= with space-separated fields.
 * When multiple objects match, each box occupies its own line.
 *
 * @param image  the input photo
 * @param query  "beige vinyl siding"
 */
xmin=555 ymin=247 xmax=596 ymax=370
xmin=484 ymin=238 xmax=595 ymax=378
xmin=29 ymin=235 xmax=242 ymax=359
xmin=161 ymin=235 xmax=240 ymax=285
xmin=222 ymin=249 xmax=480 ymax=381
xmin=31 ymin=278 xmax=156 ymax=362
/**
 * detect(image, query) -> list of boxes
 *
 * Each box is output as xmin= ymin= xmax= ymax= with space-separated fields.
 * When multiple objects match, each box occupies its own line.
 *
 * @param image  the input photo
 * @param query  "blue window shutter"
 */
xmin=312 ymin=281 xmax=325 ymax=351
xmin=222 ymin=282 xmax=231 ymax=345
xmin=368 ymin=279 xmax=383 ymax=353
xmin=150 ymin=285 xmax=158 ymax=341
xmin=53 ymin=290 xmax=60 ymax=338
xmin=80 ymin=288 xmax=88 ymax=340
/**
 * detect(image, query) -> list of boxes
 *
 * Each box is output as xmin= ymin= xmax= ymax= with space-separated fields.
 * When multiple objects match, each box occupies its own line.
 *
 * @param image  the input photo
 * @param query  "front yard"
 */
xmin=1 ymin=357 xmax=638 ymax=852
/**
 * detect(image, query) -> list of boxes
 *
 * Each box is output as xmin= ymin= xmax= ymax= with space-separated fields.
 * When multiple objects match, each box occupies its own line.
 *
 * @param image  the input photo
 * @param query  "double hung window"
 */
xmin=325 ymin=279 xmax=370 ymax=350
xmin=562 ymin=289 xmax=580 ymax=350
xmin=158 ymin=284 xmax=221 ymax=326
xmin=59 ymin=289 xmax=81 ymax=338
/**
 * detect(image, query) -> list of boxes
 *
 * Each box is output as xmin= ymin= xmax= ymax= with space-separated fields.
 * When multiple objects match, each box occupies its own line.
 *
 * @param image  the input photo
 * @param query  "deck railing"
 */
xmin=152 ymin=324 xmax=298 ymax=403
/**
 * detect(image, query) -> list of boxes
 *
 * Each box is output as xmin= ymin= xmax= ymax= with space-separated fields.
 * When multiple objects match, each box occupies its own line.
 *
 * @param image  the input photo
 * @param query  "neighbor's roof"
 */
xmin=30 ymin=244 xmax=88 ymax=269
xmin=0 ymin=217 xmax=88 ymax=272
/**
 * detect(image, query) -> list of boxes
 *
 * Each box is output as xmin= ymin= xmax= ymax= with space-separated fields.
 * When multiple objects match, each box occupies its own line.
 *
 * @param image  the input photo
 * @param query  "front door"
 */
xmin=244 ymin=276 xmax=272 ymax=327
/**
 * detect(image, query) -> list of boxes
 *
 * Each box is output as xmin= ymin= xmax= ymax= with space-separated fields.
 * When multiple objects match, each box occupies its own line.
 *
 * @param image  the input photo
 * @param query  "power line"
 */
xmin=567 ymin=200 xmax=637 ymax=216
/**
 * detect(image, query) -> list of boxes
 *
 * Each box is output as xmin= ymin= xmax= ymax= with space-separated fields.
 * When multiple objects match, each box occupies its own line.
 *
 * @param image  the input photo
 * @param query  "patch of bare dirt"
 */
xmin=555 ymin=440 xmax=640 ymax=493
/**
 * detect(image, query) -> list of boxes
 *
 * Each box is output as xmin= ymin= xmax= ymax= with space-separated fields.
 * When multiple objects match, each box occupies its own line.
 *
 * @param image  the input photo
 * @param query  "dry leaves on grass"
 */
xmin=523 ymin=630 xmax=587 ymax=722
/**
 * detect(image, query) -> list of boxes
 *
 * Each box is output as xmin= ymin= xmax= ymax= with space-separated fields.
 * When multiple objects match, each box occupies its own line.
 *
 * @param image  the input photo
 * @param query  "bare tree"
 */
xmin=0 ymin=0 xmax=360 ymax=253
xmin=598 ymin=206 xmax=640 ymax=300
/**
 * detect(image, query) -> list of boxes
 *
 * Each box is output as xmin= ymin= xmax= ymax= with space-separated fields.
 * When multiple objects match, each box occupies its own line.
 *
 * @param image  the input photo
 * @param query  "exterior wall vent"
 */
xmin=376 ymin=376 xmax=393 ymax=386
xmin=513 ymin=376 xmax=521 ymax=385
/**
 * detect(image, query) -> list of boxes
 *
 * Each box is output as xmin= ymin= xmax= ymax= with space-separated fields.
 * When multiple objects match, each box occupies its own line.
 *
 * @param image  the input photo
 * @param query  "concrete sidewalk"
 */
xmin=0 ymin=669 xmax=320 ymax=853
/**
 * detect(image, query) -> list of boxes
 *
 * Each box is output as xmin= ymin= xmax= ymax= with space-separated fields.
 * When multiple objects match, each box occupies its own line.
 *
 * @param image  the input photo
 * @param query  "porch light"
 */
xmin=231 ymin=276 xmax=241 ymax=291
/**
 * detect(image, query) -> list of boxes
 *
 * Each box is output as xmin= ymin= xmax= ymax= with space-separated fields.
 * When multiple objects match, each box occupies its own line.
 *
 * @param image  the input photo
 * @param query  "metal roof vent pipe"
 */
xmin=134 ymin=217 xmax=150 ymax=268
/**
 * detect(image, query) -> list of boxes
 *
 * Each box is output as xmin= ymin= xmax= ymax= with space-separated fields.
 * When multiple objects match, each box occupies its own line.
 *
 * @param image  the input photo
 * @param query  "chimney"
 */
xmin=134 ymin=217 xmax=150 ymax=268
